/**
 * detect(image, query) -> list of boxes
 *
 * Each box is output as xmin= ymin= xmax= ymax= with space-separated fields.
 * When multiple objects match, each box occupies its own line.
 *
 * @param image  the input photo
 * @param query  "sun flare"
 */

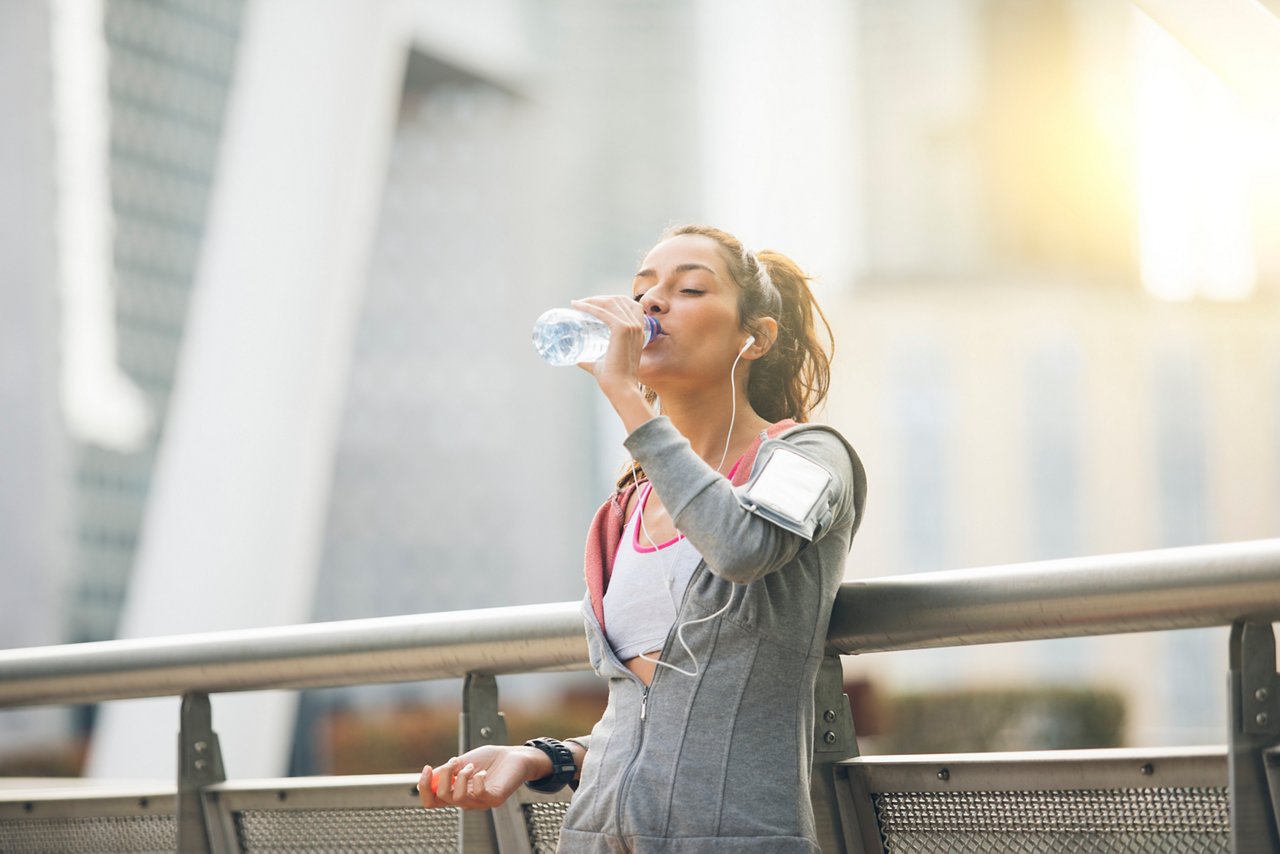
xmin=1132 ymin=10 xmax=1263 ymax=302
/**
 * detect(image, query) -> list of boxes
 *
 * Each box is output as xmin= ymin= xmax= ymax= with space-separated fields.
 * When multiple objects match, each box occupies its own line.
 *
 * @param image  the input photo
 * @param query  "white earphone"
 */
xmin=739 ymin=334 xmax=756 ymax=355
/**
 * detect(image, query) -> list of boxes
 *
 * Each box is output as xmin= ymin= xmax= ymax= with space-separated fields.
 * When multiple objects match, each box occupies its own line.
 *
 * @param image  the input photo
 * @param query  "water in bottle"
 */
xmin=532 ymin=308 xmax=663 ymax=366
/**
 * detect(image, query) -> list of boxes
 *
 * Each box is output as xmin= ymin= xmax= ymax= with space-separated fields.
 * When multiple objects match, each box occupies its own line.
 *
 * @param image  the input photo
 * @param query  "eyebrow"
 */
xmin=633 ymin=262 xmax=718 ymax=280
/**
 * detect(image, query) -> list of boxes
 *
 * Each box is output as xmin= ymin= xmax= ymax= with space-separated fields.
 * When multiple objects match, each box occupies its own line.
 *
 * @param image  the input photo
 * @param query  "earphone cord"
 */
xmin=634 ymin=344 xmax=749 ymax=678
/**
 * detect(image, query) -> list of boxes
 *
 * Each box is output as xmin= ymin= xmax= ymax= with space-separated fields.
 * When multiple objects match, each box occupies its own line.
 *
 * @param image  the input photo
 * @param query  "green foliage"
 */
xmin=877 ymin=686 xmax=1125 ymax=754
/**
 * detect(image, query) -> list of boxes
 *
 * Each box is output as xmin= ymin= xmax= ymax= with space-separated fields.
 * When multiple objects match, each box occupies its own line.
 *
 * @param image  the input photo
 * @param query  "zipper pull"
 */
xmin=640 ymin=686 xmax=649 ymax=721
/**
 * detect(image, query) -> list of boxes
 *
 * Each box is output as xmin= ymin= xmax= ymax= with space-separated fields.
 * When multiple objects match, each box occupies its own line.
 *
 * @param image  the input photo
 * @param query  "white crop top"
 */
xmin=603 ymin=482 xmax=704 ymax=660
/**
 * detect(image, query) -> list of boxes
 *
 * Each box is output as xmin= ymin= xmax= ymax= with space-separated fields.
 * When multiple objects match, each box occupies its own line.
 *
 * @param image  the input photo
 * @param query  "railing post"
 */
xmin=811 ymin=655 xmax=861 ymax=854
xmin=1227 ymin=620 xmax=1280 ymax=853
xmin=458 ymin=673 xmax=508 ymax=854
xmin=177 ymin=692 xmax=226 ymax=853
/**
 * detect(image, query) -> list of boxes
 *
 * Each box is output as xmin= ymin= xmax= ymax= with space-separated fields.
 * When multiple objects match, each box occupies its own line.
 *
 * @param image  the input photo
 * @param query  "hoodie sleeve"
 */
xmin=623 ymin=416 xmax=862 ymax=585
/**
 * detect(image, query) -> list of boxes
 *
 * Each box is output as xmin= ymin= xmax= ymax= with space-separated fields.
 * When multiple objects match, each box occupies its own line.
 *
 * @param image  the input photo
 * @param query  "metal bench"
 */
xmin=0 ymin=785 xmax=177 ymax=853
xmin=1 ymin=774 xmax=572 ymax=853
xmin=836 ymin=747 xmax=1230 ymax=853
xmin=0 ymin=748 xmax=1234 ymax=853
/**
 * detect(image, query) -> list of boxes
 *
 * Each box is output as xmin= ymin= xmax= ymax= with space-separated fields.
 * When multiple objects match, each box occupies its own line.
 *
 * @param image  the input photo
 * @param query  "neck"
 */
xmin=656 ymin=386 xmax=771 ymax=474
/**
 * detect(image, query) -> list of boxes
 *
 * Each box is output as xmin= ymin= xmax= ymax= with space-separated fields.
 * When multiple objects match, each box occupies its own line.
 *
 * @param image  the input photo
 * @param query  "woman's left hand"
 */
xmin=570 ymin=296 xmax=647 ymax=384
xmin=571 ymin=296 xmax=657 ymax=432
xmin=418 ymin=745 xmax=546 ymax=811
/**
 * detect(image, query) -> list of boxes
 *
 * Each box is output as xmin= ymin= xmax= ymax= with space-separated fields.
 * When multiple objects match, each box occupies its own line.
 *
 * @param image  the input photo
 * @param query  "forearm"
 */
xmin=599 ymin=380 xmax=657 ymax=435
xmin=516 ymin=745 xmax=554 ymax=780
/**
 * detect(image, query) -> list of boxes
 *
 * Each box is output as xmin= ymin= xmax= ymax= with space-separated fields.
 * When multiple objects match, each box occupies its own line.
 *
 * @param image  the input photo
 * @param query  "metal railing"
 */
xmin=829 ymin=538 xmax=1280 ymax=651
xmin=4 ymin=539 xmax=1278 ymax=707
xmin=2 ymin=538 xmax=1279 ymax=852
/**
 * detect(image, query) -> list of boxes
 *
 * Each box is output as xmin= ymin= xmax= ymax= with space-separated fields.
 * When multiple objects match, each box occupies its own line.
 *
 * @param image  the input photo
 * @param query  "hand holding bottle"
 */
xmin=567 ymin=295 xmax=663 ymax=434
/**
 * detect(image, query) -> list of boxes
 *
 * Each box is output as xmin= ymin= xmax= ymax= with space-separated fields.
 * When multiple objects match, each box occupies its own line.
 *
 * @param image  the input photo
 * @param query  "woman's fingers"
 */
xmin=571 ymin=296 xmax=652 ymax=381
xmin=416 ymin=765 xmax=431 ymax=807
xmin=451 ymin=762 xmax=476 ymax=803
xmin=571 ymin=297 xmax=637 ymax=374
xmin=419 ymin=746 xmax=520 ymax=811
xmin=571 ymin=296 xmax=645 ymax=331
xmin=417 ymin=764 xmax=441 ymax=808
xmin=426 ymin=759 xmax=475 ymax=808
xmin=424 ymin=757 xmax=459 ymax=806
xmin=470 ymin=769 xmax=490 ymax=804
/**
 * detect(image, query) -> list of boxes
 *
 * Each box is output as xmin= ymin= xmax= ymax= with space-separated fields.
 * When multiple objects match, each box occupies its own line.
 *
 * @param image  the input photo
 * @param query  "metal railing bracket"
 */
xmin=1228 ymin=620 xmax=1280 ymax=853
xmin=177 ymin=692 xmax=227 ymax=854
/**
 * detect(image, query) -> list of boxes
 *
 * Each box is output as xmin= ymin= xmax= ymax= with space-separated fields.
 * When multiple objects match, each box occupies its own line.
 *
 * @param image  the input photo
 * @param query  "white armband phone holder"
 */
xmin=737 ymin=444 xmax=837 ymax=540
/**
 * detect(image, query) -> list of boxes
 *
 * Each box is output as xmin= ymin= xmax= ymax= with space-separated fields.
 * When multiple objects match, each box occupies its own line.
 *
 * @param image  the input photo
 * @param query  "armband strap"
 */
xmin=739 ymin=445 xmax=835 ymax=540
xmin=524 ymin=737 xmax=577 ymax=793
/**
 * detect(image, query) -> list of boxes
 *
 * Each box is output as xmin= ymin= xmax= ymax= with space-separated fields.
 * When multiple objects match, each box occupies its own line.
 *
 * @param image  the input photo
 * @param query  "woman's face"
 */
xmin=631 ymin=234 xmax=747 ymax=392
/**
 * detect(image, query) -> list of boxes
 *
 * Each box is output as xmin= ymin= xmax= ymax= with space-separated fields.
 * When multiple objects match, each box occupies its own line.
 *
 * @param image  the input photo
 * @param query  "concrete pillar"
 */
xmin=89 ymin=0 xmax=413 ymax=779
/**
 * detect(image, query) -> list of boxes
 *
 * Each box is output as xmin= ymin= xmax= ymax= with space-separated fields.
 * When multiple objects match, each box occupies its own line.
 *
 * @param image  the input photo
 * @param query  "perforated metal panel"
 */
xmin=234 ymin=806 xmax=460 ymax=853
xmin=0 ymin=814 xmax=176 ymax=853
xmin=873 ymin=787 xmax=1230 ymax=853
xmin=523 ymin=800 xmax=569 ymax=853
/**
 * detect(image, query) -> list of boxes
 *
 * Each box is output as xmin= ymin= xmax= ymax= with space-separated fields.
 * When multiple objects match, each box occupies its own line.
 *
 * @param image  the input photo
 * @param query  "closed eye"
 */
xmin=633 ymin=291 xmax=646 ymax=302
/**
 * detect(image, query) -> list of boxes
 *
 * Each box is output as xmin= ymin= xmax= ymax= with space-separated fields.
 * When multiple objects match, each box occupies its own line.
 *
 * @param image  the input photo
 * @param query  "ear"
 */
xmin=741 ymin=317 xmax=778 ymax=360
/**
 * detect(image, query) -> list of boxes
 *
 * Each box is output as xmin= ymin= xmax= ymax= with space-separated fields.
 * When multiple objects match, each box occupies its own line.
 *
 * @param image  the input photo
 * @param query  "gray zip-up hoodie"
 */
xmin=558 ymin=416 xmax=866 ymax=853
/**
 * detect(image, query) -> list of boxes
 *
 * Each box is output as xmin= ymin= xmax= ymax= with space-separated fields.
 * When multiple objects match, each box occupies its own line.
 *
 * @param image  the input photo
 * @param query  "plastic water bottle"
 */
xmin=532 ymin=308 xmax=663 ymax=367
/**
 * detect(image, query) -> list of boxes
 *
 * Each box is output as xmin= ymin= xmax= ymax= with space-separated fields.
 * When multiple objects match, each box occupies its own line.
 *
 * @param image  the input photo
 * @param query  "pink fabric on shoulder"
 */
xmin=583 ymin=484 xmax=635 ymax=634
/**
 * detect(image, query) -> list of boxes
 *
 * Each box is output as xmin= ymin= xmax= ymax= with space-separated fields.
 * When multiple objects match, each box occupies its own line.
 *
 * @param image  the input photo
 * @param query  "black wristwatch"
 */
xmin=524 ymin=737 xmax=577 ymax=793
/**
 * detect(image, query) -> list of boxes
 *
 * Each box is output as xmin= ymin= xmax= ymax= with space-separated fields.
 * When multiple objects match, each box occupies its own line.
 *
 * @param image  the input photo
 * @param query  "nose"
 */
xmin=639 ymin=286 xmax=667 ymax=315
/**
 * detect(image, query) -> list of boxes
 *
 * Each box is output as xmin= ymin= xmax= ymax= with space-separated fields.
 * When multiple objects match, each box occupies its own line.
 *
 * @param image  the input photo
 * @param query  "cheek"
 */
xmin=696 ymin=303 xmax=744 ymax=345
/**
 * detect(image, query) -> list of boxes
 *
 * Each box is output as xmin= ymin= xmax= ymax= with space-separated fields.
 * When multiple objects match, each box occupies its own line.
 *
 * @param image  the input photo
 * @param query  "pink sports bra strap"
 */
xmin=633 ymin=482 xmax=682 ymax=552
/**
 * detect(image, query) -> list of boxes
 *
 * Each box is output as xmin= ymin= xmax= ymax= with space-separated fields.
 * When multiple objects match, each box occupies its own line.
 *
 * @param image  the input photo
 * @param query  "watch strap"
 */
xmin=524 ymin=737 xmax=577 ymax=794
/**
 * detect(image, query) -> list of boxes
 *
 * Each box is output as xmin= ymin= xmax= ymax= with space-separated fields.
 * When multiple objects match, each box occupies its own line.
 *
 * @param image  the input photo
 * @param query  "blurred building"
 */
xmin=0 ymin=0 xmax=245 ymax=757
xmin=1 ymin=0 xmax=711 ymax=775
xmin=857 ymin=0 xmax=1141 ymax=284
xmin=71 ymin=0 xmax=246 ymax=645
xmin=310 ymin=0 xmax=705 ymax=632
xmin=836 ymin=0 xmax=1280 ymax=747
xmin=828 ymin=283 xmax=1280 ymax=746
xmin=289 ymin=3 xmax=710 ymax=771
xmin=0 ymin=0 xmax=67 ymax=758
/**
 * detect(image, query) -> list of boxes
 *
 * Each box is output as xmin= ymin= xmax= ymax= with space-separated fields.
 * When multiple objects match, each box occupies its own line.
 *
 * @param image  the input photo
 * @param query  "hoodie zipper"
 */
xmin=604 ymin=561 xmax=710 ymax=853
xmin=614 ymin=683 xmax=650 ymax=853
xmin=584 ymin=606 xmax=652 ymax=854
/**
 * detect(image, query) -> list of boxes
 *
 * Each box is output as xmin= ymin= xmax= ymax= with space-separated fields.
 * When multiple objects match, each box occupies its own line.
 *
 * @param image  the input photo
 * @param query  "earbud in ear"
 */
xmin=739 ymin=335 xmax=756 ymax=355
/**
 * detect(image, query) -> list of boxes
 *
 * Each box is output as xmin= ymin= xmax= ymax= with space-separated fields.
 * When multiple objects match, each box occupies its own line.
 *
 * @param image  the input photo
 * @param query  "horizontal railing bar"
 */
xmin=827 ymin=538 xmax=1280 ymax=653
xmin=0 ymin=603 xmax=588 ymax=708
xmin=841 ymin=746 xmax=1227 ymax=792
xmin=1 ymin=539 xmax=1278 ymax=709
